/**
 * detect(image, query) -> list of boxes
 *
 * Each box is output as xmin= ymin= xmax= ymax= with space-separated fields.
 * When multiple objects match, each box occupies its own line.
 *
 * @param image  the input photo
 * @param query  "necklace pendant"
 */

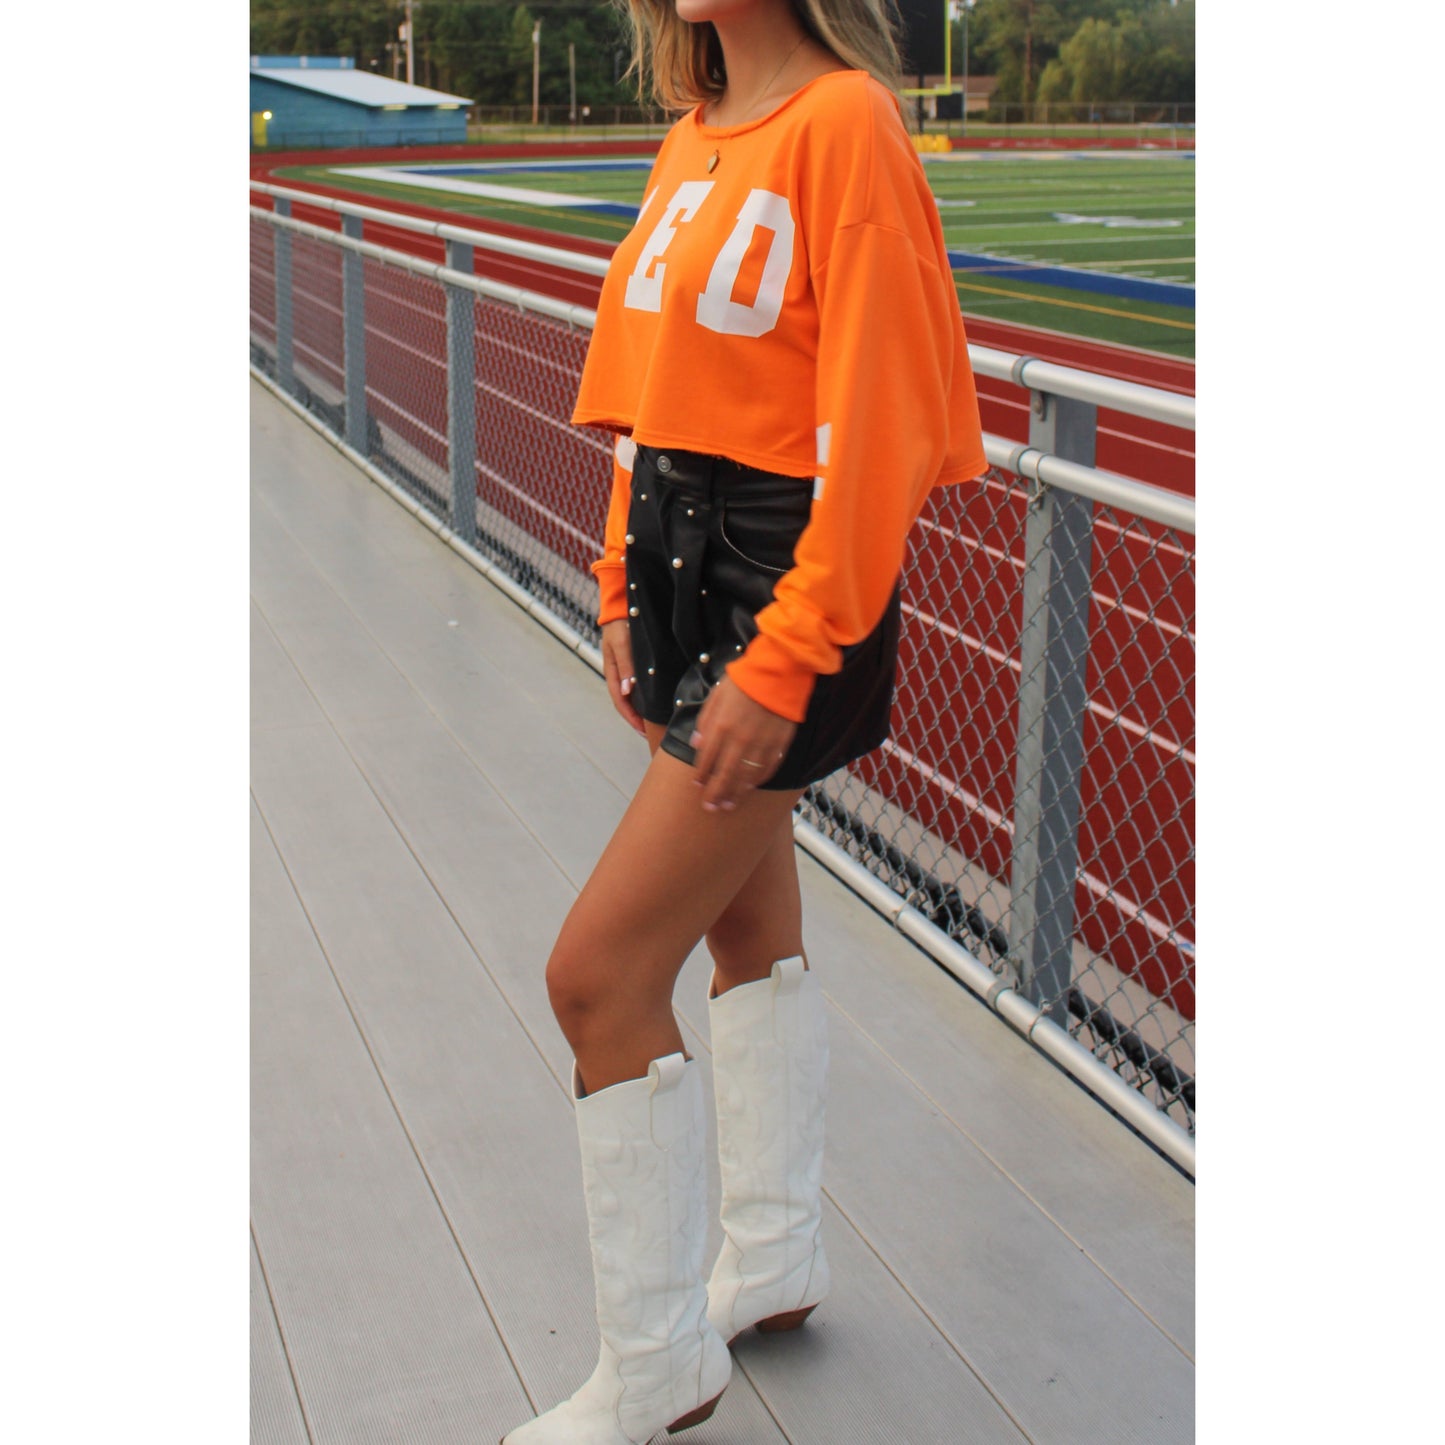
xmin=707 ymin=150 xmax=719 ymax=174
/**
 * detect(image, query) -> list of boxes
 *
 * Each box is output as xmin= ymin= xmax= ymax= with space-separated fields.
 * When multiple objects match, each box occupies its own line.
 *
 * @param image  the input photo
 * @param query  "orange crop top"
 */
xmin=572 ymin=69 xmax=987 ymax=722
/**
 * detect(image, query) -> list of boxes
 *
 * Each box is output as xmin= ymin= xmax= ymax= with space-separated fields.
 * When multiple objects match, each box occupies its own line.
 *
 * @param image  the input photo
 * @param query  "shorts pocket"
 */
xmin=718 ymin=492 xmax=812 ymax=576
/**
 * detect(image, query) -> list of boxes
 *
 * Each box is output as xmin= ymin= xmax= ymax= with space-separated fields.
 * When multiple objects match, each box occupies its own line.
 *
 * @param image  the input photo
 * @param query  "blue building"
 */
xmin=250 ymin=56 xmax=472 ymax=149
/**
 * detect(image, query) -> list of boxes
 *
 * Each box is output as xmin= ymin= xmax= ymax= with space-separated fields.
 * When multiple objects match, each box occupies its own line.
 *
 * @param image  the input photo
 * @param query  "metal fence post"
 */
xmin=445 ymin=238 xmax=477 ymax=545
xmin=342 ymin=214 xmax=368 ymax=455
xmin=274 ymin=198 xmax=294 ymax=395
xmin=1008 ymin=391 xmax=1098 ymax=1021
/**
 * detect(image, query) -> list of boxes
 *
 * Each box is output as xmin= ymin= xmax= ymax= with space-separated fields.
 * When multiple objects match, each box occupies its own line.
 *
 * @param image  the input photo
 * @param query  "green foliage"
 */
xmin=249 ymin=0 xmax=1192 ymax=110
xmin=249 ymin=1 xmax=635 ymax=107
xmin=967 ymin=0 xmax=1192 ymax=107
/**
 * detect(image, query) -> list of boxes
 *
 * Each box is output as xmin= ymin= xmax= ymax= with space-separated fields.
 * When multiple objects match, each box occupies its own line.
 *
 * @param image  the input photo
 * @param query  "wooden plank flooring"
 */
xmin=250 ymin=379 xmax=1194 ymax=1444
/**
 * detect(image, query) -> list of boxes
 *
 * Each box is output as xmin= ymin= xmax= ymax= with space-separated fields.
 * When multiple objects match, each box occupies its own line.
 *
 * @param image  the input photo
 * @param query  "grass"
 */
xmin=275 ymin=148 xmax=1194 ymax=358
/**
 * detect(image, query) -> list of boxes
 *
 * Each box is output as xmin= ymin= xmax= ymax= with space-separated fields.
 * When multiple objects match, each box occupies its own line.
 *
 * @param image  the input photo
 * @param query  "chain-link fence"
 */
xmin=250 ymin=190 xmax=1195 ymax=1159
xmin=804 ymin=475 xmax=1194 ymax=1132
xmin=979 ymin=100 xmax=1195 ymax=129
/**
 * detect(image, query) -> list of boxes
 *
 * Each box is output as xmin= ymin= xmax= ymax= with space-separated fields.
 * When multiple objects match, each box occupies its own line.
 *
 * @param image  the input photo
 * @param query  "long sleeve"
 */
xmin=725 ymin=113 xmax=984 ymax=722
xmin=591 ymin=435 xmax=636 ymax=626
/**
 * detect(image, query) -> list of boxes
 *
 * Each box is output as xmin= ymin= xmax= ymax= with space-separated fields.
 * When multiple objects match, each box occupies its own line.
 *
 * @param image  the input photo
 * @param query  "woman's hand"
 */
xmin=690 ymin=677 xmax=797 ymax=812
xmin=601 ymin=620 xmax=647 ymax=737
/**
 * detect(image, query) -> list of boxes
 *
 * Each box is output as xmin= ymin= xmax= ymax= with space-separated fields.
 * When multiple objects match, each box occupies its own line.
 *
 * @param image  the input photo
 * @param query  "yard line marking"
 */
xmin=1053 ymin=212 xmax=1185 ymax=228
xmin=943 ymin=216 xmax=1193 ymax=236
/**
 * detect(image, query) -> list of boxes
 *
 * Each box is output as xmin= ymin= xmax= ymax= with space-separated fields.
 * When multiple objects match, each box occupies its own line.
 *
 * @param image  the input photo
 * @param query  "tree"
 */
xmin=970 ymin=0 xmax=1085 ymax=110
xmin=249 ymin=2 xmax=638 ymax=108
xmin=975 ymin=0 xmax=1194 ymax=109
xmin=1059 ymin=16 xmax=1118 ymax=100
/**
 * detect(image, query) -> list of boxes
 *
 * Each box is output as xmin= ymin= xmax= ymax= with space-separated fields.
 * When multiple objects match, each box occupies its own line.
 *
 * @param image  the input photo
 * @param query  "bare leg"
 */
xmin=705 ymin=820 xmax=806 ymax=996
xmin=547 ymin=743 xmax=804 ymax=1094
xmin=638 ymin=721 xmax=807 ymax=999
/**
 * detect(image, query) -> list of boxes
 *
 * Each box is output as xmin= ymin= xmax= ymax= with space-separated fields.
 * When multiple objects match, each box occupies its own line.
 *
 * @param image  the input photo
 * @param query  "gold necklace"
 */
xmin=707 ymin=34 xmax=808 ymax=173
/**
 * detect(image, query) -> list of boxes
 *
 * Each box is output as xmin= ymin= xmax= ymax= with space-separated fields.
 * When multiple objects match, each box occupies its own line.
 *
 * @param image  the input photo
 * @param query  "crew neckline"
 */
xmin=692 ymin=68 xmax=864 ymax=139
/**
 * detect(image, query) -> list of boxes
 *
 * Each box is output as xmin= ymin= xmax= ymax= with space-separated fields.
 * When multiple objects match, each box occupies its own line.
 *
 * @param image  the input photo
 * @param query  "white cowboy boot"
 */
xmin=705 ymin=956 xmax=831 ymax=1345
xmin=502 ymin=1053 xmax=731 ymax=1445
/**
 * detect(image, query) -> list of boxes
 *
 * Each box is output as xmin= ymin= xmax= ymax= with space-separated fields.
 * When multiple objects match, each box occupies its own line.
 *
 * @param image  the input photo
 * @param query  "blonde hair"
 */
xmin=615 ymin=0 xmax=905 ymax=117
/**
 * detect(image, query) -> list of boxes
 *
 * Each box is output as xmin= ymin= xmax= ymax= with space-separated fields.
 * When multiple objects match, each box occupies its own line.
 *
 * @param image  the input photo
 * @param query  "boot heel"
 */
xmin=667 ymin=1390 xmax=724 ymax=1434
xmin=755 ymin=1303 xmax=817 ymax=1334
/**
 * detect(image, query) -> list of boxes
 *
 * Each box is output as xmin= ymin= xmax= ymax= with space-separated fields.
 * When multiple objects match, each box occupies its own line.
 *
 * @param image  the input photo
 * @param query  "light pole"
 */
xmin=404 ymin=0 xmax=415 ymax=86
xmin=962 ymin=0 xmax=973 ymax=137
xmin=532 ymin=20 xmax=542 ymax=126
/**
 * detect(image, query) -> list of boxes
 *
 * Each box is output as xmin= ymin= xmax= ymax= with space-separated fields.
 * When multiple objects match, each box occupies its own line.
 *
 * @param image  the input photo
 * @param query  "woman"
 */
xmin=502 ymin=1 xmax=985 ymax=1440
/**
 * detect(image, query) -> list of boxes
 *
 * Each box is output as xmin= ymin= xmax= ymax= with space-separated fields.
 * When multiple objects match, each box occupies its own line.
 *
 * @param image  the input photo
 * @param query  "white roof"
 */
xmin=252 ymin=68 xmax=471 ymax=109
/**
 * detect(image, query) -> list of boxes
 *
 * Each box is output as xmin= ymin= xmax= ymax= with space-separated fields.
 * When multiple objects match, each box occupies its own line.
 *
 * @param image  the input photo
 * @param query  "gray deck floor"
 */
xmin=250 ymin=379 xmax=1194 ymax=1445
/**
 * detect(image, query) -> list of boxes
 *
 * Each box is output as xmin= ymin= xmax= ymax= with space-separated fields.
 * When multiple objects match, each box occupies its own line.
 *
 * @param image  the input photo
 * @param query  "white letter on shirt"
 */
xmin=695 ymin=189 xmax=795 ymax=339
xmin=623 ymin=180 xmax=714 ymax=314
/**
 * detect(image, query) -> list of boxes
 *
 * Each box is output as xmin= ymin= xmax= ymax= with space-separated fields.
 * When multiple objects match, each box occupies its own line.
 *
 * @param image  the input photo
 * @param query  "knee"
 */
xmin=544 ymin=932 xmax=606 ymax=1042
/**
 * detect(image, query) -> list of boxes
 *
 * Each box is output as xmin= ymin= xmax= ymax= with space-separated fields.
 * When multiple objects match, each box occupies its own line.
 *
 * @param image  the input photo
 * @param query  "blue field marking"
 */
xmin=539 ymin=200 xmax=640 ymax=218
xmin=947 ymin=250 xmax=1195 ymax=309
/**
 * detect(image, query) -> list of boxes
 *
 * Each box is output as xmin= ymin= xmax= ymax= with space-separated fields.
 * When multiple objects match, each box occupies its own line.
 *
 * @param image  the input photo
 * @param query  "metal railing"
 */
xmin=249 ymin=185 xmax=1196 ymax=1172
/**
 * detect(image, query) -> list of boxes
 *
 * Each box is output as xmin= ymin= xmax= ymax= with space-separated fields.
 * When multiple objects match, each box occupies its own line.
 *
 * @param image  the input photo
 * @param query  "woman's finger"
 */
xmin=703 ymin=734 xmax=779 ymax=810
xmin=610 ymin=625 xmax=635 ymax=681
xmin=697 ymin=745 xmax=741 ymax=812
xmin=689 ymin=690 xmax=733 ymax=802
xmin=738 ymin=746 xmax=783 ymax=790
xmin=602 ymin=625 xmax=646 ymax=736
xmin=691 ymin=679 xmax=795 ymax=809
xmin=689 ymin=717 xmax=721 ymax=795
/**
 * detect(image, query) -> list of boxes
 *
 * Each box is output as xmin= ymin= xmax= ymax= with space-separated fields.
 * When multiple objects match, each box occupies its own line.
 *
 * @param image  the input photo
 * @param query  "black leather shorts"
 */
xmin=622 ymin=444 xmax=901 ymax=790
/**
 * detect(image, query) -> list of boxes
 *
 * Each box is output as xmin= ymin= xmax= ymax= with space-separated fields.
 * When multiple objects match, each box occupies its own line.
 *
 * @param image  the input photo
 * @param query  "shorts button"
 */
xmin=647 ymin=666 xmax=655 ymax=675
xmin=624 ymin=533 xmax=635 ymax=545
xmin=629 ymin=606 xmax=639 ymax=617
xmin=699 ymin=652 xmax=710 ymax=664
xmin=672 ymin=557 xmax=684 ymax=569
xmin=657 ymin=455 xmax=673 ymax=473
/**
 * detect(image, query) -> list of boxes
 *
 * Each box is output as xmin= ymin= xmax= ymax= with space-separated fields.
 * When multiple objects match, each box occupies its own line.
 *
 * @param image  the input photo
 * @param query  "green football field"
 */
xmin=275 ymin=149 xmax=1194 ymax=358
